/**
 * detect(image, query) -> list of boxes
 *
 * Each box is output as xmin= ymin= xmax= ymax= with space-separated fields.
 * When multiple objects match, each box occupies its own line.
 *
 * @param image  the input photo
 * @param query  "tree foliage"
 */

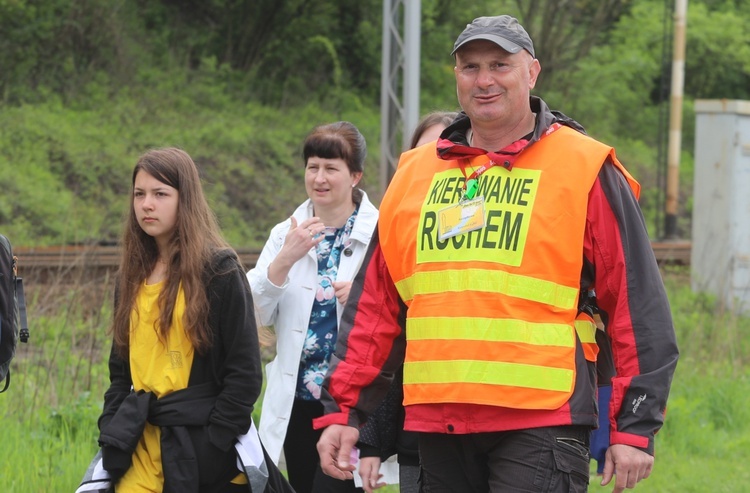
xmin=0 ymin=0 xmax=748 ymax=246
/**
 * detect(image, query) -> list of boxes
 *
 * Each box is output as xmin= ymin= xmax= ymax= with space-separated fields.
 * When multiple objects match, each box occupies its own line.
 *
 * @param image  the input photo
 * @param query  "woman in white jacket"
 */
xmin=248 ymin=121 xmax=377 ymax=493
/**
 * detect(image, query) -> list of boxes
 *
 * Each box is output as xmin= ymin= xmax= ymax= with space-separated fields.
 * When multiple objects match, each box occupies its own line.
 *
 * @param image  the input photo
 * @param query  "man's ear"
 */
xmin=528 ymin=58 xmax=542 ymax=89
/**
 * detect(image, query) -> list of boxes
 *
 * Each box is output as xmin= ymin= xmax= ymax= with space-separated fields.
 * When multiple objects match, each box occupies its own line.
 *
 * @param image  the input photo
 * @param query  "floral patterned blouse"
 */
xmin=295 ymin=207 xmax=359 ymax=400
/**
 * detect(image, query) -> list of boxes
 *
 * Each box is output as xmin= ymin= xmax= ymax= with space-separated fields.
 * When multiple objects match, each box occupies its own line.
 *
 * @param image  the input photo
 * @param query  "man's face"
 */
xmin=454 ymin=40 xmax=540 ymax=127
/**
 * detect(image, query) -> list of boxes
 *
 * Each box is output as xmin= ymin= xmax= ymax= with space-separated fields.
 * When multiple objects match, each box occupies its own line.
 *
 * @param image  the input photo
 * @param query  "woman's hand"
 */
xmin=267 ymin=216 xmax=324 ymax=286
xmin=282 ymin=216 xmax=325 ymax=262
xmin=358 ymin=456 xmax=386 ymax=492
xmin=333 ymin=281 xmax=352 ymax=306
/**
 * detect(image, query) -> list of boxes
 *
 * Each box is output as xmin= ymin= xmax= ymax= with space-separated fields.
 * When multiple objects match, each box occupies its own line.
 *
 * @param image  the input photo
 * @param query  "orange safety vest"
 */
xmin=379 ymin=126 xmax=639 ymax=410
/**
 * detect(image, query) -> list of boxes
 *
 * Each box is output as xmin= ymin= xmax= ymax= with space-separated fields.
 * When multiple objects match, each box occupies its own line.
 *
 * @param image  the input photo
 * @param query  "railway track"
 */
xmin=14 ymin=245 xmax=260 ymax=283
xmin=15 ymin=241 xmax=690 ymax=283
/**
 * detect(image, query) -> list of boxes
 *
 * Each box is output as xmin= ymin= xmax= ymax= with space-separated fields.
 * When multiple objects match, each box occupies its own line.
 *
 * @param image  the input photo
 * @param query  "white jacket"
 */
xmin=247 ymin=191 xmax=378 ymax=464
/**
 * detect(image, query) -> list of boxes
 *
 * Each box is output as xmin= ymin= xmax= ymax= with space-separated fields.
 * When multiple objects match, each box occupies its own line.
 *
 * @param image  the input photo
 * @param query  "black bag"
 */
xmin=0 ymin=234 xmax=29 ymax=393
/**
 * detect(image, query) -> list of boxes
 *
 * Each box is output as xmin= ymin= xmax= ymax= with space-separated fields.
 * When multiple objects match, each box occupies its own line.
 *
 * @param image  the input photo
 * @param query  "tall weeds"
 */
xmin=2 ymin=264 xmax=749 ymax=492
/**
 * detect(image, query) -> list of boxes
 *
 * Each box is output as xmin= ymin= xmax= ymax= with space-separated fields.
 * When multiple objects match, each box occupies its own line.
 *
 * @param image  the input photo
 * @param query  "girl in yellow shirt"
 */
xmin=94 ymin=147 xmax=267 ymax=492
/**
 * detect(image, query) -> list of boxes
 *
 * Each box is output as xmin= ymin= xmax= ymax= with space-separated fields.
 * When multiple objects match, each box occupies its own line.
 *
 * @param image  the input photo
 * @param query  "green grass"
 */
xmin=2 ymin=265 xmax=749 ymax=492
xmin=588 ymin=362 xmax=750 ymax=493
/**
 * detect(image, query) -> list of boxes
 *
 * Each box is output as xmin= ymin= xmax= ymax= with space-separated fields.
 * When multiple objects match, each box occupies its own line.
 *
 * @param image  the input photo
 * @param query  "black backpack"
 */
xmin=0 ymin=234 xmax=29 ymax=393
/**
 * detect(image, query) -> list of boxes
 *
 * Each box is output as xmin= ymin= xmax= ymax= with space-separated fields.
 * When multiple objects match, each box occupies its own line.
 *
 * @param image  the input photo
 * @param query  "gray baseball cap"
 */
xmin=452 ymin=15 xmax=535 ymax=58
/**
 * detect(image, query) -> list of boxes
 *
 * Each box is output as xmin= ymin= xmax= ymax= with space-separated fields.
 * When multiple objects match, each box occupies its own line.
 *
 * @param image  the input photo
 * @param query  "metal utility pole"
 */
xmin=379 ymin=0 xmax=421 ymax=198
xmin=664 ymin=0 xmax=688 ymax=239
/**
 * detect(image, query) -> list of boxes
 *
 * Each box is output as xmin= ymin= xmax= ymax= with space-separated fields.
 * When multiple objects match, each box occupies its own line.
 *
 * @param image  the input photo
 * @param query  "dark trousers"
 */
xmin=418 ymin=425 xmax=591 ymax=493
xmin=284 ymin=398 xmax=362 ymax=493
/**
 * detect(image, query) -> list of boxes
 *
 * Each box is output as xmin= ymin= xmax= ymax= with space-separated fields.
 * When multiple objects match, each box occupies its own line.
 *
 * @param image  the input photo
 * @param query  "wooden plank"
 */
xmin=650 ymin=241 xmax=691 ymax=265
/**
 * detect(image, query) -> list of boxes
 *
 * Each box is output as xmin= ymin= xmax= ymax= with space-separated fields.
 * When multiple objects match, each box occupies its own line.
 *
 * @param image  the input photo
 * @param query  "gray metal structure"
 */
xmin=691 ymin=100 xmax=750 ymax=314
xmin=379 ymin=0 xmax=421 ymax=198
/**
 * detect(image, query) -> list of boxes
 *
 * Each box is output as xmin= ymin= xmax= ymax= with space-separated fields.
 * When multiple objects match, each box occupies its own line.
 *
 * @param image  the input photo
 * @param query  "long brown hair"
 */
xmin=111 ymin=147 xmax=231 ymax=358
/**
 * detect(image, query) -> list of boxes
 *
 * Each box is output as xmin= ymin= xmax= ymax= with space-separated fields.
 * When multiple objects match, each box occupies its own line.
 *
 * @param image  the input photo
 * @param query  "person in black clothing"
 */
xmin=356 ymin=112 xmax=457 ymax=493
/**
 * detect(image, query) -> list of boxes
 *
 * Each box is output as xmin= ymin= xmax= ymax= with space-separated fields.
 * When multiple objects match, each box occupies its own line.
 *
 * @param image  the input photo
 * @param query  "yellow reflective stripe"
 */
xmin=574 ymin=320 xmax=597 ymax=344
xmin=408 ymin=317 xmax=574 ymax=347
xmin=404 ymin=360 xmax=573 ymax=392
xmin=395 ymin=268 xmax=578 ymax=309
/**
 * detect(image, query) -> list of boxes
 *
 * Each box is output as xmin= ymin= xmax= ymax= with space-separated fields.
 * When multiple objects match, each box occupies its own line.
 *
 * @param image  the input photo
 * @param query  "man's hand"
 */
xmin=600 ymin=443 xmax=654 ymax=492
xmin=317 ymin=424 xmax=360 ymax=480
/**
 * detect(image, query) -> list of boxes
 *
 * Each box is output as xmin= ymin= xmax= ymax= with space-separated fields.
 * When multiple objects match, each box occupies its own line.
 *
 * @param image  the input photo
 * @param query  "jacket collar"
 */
xmin=294 ymin=190 xmax=377 ymax=246
xmin=436 ymin=96 xmax=587 ymax=170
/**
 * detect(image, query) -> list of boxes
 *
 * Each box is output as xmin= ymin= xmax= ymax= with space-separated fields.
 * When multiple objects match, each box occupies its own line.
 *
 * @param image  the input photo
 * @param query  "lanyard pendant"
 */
xmin=462 ymin=178 xmax=478 ymax=202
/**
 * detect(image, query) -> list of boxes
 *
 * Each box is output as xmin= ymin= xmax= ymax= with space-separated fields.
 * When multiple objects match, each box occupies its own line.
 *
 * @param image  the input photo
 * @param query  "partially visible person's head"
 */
xmin=410 ymin=111 xmax=459 ymax=149
xmin=452 ymin=15 xmax=540 ymax=127
xmin=302 ymin=121 xmax=366 ymax=208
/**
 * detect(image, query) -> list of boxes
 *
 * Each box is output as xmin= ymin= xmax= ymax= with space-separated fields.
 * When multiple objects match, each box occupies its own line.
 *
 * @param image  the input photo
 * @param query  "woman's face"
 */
xmin=133 ymin=170 xmax=179 ymax=248
xmin=304 ymin=157 xmax=361 ymax=210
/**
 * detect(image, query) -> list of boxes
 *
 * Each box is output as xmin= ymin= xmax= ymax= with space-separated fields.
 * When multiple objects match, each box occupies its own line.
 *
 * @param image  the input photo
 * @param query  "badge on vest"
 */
xmin=437 ymin=196 xmax=486 ymax=241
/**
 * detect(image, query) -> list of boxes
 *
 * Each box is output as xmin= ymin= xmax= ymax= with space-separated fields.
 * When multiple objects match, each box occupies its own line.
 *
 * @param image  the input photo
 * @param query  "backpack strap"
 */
xmin=16 ymin=277 xmax=28 ymax=343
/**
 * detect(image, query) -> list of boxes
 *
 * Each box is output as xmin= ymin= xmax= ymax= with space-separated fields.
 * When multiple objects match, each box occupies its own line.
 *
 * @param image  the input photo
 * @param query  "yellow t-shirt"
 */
xmin=115 ymin=280 xmax=192 ymax=492
xmin=115 ymin=281 xmax=247 ymax=492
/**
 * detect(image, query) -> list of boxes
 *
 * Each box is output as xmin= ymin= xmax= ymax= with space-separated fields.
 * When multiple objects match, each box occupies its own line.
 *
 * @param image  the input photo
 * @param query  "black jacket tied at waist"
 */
xmin=99 ymin=382 xmax=226 ymax=493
